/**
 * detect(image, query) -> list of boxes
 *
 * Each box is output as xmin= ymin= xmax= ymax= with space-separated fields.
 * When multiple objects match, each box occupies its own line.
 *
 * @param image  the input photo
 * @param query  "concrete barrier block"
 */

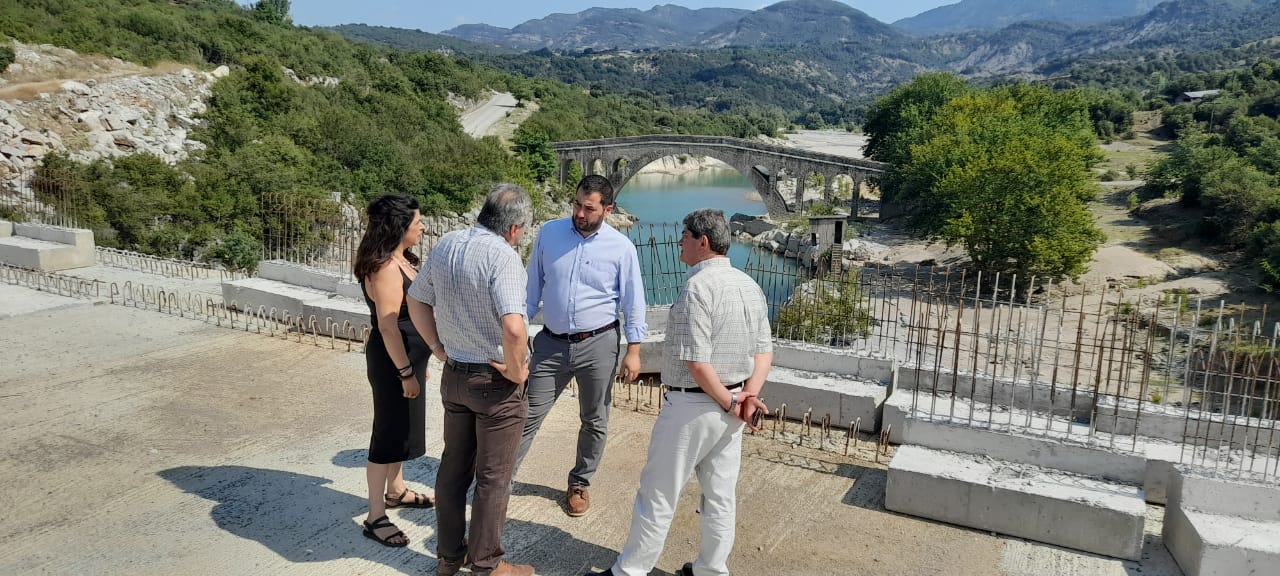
xmin=300 ymin=297 xmax=370 ymax=338
xmin=773 ymin=342 xmax=894 ymax=382
xmin=13 ymin=222 xmax=94 ymax=248
xmin=0 ymin=220 xmax=12 ymax=237
xmin=336 ymin=280 xmax=364 ymax=301
xmin=765 ymin=366 xmax=885 ymax=432
xmin=1170 ymin=467 xmax=1280 ymax=522
xmin=884 ymin=392 xmax=1147 ymax=485
xmin=896 ymin=366 xmax=1093 ymax=420
xmin=1164 ymin=467 xmax=1280 ymax=575
xmin=220 ymin=278 xmax=330 ymax=320
xmin=1165 ymin=504 xmax=1280 ymax=576
xmin=887 ymin=445 xmax=1146 ymax=560
xmin=256 ymin=260 xmax=346 ymax=293
xmin=0 ymin=235 xmax=95 ymax=271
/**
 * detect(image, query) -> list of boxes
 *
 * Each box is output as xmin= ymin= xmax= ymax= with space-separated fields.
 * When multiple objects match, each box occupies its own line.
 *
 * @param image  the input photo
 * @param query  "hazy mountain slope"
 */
xmin=441 ymin=5 xmax=750 ymax=50
xmin=895 ymin=0 xmax=1165 ymax=36
xmin=697 ymin=0 xmax=905 ymax=48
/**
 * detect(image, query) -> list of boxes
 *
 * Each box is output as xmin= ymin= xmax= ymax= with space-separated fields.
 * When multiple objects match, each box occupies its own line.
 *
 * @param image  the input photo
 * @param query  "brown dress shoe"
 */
xmin=479 ymin=559 xmax=534 ymax=576
xmin=436 ymin=554 xmax=468 ymax=576
xmin=567 ymin=485 xmax=590 ymax=517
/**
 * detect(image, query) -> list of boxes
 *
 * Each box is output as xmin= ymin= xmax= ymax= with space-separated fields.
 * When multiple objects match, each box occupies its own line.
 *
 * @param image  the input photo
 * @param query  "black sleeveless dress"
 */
xmin=363 ymin=270 xmax=428 ymax=464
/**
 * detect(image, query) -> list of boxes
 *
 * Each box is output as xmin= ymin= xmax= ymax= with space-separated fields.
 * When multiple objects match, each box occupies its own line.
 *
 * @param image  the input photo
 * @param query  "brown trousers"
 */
xmin=435 ymin=363 xmax=527 ymax=574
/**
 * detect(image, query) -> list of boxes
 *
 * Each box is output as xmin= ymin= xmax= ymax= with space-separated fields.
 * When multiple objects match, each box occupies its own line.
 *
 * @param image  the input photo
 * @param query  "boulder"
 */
xmin=730 ymin=213 xmax=777 ymax=236
xmin=212 ymin=65 xmax=231 ymax=78
xmin=77 ymin=110 xmax=105 ymax=132
xmin=102 ymin=114 xmax=128 ymax=131
xmin=0 ymin=145 xmax=24 ymax=160
xmin=61 ymin=80 xmax=92 ymax=95
xmin=22 ymin=144 xmax=46 ymax=158
xmin=18 ymin=130 xmax=47 ymax=145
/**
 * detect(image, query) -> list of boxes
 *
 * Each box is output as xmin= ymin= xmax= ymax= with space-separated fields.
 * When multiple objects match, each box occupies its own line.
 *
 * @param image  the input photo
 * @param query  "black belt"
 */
xmin=545 ymin=320 xmax=619 ymax=343
xmin=668 ymin=382 xmax=744 ymax=394
xmin=445 ymin=358 xmax=498 ymax=374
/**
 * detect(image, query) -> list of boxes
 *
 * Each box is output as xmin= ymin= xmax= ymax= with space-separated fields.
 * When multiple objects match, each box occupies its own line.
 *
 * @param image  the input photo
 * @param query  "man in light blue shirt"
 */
xmin=518 ymin=174 xmax=648 ymax=517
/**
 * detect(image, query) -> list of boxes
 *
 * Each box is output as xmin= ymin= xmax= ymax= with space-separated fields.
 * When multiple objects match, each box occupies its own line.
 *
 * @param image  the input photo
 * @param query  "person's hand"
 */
xmin=738 ymin=393 xmax=768 ymax=432
xmin=620 ymin=349 xmax=641 ymax=383
xmin=431 ymin=346 xmax=447 ymax=363
xmin=488 ymin=359 xmax=529 ymax=385
xmin=401 ymin=375 xmax=421 ymax=399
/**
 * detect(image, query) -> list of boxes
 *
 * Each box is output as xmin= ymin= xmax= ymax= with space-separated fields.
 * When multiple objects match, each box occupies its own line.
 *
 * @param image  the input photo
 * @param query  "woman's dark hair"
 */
xmin=353 ymin=194 xmax=420 ymax=281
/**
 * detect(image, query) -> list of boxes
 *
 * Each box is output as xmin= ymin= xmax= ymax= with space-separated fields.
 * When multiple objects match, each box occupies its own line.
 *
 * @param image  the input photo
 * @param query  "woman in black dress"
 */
xmin=353 ymin=194 xmax=433 ymax=547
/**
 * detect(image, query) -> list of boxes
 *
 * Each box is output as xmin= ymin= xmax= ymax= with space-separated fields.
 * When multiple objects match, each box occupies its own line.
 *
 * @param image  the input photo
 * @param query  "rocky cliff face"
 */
xmin=0 ymin=41 xmax=221 ymax=198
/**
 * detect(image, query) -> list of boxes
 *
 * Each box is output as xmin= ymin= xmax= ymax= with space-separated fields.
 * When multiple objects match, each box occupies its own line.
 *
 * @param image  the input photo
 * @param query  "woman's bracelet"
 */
xmin=397 ymin=364 xmax=414 ymax=377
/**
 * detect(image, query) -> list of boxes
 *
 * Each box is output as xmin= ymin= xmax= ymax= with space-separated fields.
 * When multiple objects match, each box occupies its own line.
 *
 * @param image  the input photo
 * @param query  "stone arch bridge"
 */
xmin=551 ymin=135 xmax=890 ymax=218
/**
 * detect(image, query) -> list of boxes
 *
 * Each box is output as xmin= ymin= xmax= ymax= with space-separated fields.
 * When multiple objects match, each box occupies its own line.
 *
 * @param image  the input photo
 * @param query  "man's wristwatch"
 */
xmin=726 ymin=391 xmax=739 ymax=414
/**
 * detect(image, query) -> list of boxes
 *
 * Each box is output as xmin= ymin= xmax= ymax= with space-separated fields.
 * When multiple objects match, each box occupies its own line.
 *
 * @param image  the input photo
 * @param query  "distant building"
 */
xmin=1175 ymin=90 xmax=1221 ymax=104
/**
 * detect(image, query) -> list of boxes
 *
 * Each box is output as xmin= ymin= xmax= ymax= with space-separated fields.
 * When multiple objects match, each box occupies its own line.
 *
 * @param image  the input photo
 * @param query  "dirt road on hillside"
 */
xmin=461 ymin=92 xmax=518 ymax=138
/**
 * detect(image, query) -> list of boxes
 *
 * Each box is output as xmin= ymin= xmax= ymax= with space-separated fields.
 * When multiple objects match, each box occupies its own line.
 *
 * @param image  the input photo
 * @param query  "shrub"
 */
xmin=0 ymin=44 xmax=14 ymax=72
xmin=774 ymin=273 xmax=873 ymax=346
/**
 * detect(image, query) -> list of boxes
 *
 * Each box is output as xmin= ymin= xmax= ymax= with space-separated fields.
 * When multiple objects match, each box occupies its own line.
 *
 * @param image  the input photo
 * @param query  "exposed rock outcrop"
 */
xmin=1 ymin=42 xmax=215 ymax=195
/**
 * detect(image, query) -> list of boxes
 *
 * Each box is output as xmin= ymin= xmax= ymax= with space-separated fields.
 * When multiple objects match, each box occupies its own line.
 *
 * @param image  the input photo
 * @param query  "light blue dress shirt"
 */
xmin=526 ymin=218 xmax=648 ymax=344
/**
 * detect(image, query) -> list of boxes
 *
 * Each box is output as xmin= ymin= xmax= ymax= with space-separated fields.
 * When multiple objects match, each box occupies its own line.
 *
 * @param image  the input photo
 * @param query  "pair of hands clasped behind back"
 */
xmin=737 ymin=392 xmax=768 ymax=432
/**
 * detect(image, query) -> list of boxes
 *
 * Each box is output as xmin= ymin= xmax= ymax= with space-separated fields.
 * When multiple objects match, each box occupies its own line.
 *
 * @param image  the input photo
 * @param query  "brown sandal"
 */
xmin=385 ymin=488 xmax=435 ymax=509
xmin=363 ymin=514 xmax=409 ymax=547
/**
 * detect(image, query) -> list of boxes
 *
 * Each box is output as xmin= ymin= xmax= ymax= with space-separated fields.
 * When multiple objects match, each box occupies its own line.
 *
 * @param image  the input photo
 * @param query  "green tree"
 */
xmin=253 ymin=0 xmax=291 ymax=25
xmin=513 ymin=130 xmax=557 ymax=183
xmin=891 ymin=86 xmax=1104 ymax=279
xmin=862 ymin=73 xmax=970 ymax=205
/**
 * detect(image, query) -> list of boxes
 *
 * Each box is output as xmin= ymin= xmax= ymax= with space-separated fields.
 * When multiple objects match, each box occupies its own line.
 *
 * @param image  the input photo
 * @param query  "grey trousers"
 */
xmin=514 ymin=326 xmax=620 ymax=487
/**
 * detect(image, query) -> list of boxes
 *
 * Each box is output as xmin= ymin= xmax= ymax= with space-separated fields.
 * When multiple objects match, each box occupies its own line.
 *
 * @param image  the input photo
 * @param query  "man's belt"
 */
xmin=445 ymin=358 xmax=498 ymax=374
xmin=667 ymin=382 xmax=744 ymax=394
xmin=545 ymin=320 xmax=619 ymax=343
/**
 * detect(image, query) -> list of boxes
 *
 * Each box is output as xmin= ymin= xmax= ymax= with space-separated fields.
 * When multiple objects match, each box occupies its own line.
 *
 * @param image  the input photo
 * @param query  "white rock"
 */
xmin=18 ymin=130 xmax=47 ymax=145
xmin=61 ymin=80 xmax=91 ymax=95
xmin=0 ymin=145 xmax=24 ymax=159
xmin=212 ymin=65 xmax=230 ymax=78
xmin=102 ymin=114 xmax=128 ymax=131
xmin=21 ymin=144 xmax=46 ymax=158
xmin=7 ymin=63 xmax=22 ymax=74
xmin=77 ymin=111 xmax=104 ymax=132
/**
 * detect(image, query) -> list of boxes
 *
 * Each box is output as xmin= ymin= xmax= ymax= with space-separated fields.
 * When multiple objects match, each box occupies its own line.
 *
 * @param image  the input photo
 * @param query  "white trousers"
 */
xmin=612 ymin=390 xmax=743 ymax=576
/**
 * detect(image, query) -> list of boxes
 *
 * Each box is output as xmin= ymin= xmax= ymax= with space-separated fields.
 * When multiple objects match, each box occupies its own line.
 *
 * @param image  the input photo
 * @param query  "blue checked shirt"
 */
xmin=526 ymin=218 xmax=648 ymax=344
xmin=663 ymin=257 xmax=772 ymax=390
xmin=408 ymin=225 xmax=526 ymax=364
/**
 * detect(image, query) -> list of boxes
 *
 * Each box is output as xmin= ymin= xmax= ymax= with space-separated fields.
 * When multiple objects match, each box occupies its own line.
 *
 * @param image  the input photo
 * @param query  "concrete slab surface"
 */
xmin=0 ymin=286 xmax=1187 ymax=575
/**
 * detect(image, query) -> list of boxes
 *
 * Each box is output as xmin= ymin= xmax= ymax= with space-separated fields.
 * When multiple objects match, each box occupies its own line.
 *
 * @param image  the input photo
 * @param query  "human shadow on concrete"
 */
xmin=161 ymin=462 xmax=642 ymax=575
xmin=332 ymin=449 xmax=648 ymax=574
xmin=158 ymin=464 xmax=431 ymax=574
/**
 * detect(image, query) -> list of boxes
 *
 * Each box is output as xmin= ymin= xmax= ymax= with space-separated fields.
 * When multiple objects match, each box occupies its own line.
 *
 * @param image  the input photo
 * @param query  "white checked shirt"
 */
xmin=662 ymin=257 xmax=772 ymax=390
xmin=408 ymin=224 xmax=526 ymax=364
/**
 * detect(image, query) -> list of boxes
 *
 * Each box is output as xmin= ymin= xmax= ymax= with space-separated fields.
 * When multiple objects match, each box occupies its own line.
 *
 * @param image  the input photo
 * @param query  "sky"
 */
xmin=289 ymin=1 xmax=959 ymax=33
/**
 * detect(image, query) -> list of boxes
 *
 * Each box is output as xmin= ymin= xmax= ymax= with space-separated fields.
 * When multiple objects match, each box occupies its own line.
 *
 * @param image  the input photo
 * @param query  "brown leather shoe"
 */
xmin=436 ymin=554 xmax=468 ymax=576
xmin=479 ymin=559 xmax=534 ymax=576
xmin=567 ymin=485 xmax=590 ymax=517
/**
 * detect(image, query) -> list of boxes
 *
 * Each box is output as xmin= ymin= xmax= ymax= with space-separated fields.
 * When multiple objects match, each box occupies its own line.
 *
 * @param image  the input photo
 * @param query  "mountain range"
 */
xmin=436 ymin=0 xmax=1227 ymax=51
xmin=333 ymin=0 xmax=1280 ymax=122
xmin=442 ymin=5 xmax=751 ymax=51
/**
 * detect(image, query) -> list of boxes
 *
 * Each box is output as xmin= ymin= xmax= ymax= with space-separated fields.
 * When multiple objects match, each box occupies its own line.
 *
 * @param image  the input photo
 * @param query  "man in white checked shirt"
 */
xmin=587 ymin=208 xmax=773 ymax=576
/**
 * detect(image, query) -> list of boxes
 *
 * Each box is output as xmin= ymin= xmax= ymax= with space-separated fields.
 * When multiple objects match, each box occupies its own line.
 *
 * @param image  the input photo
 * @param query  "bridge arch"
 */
xmin=552 ymin=135 xmax=889 ymax=219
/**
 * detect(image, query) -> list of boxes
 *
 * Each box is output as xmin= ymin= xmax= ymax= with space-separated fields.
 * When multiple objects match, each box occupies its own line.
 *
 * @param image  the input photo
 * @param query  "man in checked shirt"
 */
xmin=587 ymin=208 xmax=773 ymax=576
